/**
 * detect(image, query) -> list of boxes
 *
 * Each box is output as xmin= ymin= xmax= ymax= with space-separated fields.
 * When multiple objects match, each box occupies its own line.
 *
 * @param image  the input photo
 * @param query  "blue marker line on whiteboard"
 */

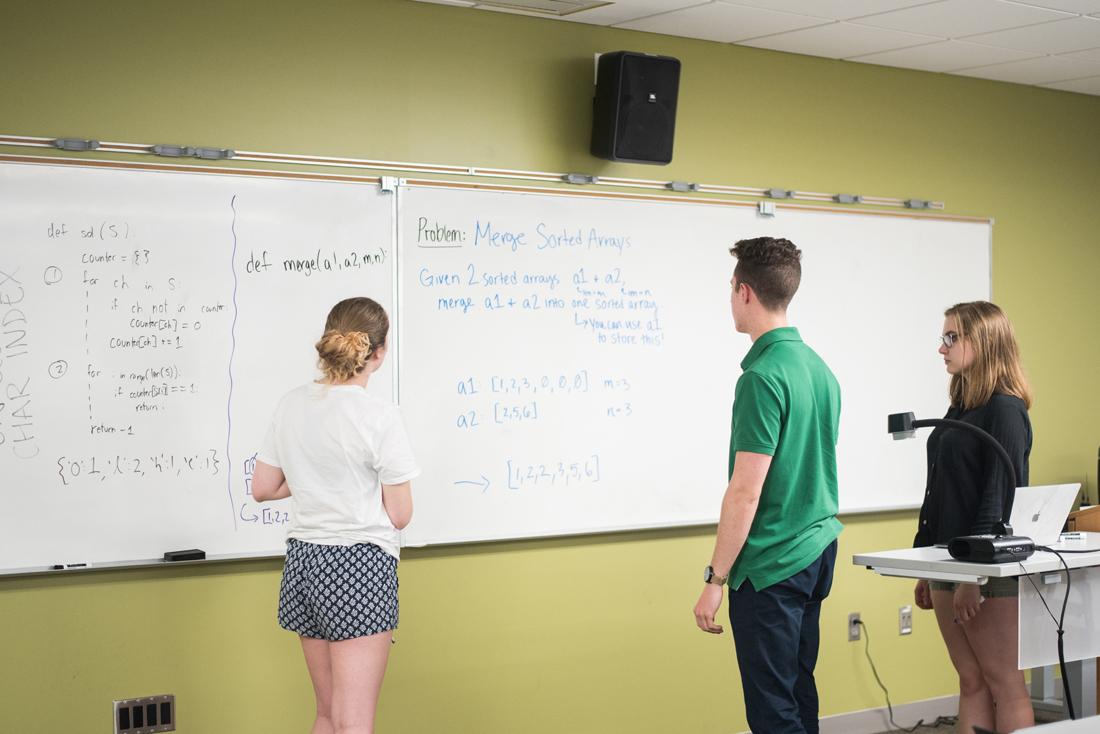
xmin=226 ymin=194 xmax=240 ymax=530
xmin=453 ymin=477 xmax=492 ymax=493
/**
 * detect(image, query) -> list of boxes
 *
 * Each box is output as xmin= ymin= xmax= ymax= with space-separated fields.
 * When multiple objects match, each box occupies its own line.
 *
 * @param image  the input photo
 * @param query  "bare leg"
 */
xmin=961 ymin=596 xmax=1034 ymax=733
xmin=300 ymin=636 xmax=335 ymax=734
xmin=329 ymin=631 xmax=393 ymax=734
xmin=931 ymin=590 xmax=995 ymax=734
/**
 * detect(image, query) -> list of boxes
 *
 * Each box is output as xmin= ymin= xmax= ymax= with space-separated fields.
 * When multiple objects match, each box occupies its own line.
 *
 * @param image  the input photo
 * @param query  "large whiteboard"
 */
xmin=0 ymin=160 xmax=991 ymax=570
xmin=0 ymin=161 xmax=395 ymax=571
xmin=397 ymin=183 xmax=990 ymax=546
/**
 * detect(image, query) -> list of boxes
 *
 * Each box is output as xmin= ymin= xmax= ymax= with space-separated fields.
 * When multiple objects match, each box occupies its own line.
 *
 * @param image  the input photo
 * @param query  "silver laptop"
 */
xmin=1009 ymin=483 xmax=1081 ymax=545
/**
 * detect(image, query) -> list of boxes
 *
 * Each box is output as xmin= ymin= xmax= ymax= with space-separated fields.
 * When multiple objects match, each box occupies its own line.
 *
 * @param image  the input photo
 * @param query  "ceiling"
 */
xmin=412 ymin=0 xmax=1100 ymax=96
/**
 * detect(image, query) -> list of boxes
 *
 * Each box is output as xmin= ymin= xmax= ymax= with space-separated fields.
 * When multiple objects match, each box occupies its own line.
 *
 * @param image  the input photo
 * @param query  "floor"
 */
xmin=872 ymin=706 xmax=1064 ymax=733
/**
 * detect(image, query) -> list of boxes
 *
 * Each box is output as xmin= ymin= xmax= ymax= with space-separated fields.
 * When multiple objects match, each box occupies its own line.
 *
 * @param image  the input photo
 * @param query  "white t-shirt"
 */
xmin=257 ymin=382 xmax=420 ymax=559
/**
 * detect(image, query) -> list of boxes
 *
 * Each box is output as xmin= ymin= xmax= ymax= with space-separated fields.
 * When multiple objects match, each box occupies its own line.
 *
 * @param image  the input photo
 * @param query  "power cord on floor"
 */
xmin=855 ymin=619 xmax=958 ymax=732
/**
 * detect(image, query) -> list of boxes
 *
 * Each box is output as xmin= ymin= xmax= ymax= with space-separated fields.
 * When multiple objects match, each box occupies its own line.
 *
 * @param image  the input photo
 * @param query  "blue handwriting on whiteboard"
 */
xmin=474 ymin=221 xmax=526 ymax=251
xmin=606 ymin=402 xmax=633 ymax=418
xmin=464 ymin=264 xmax=562 ymax=290
xmin=418 ymin=267 xmax=462 ymax=286
xmin=536 ymin=224 xmax=630 ymax=254
xmin=493 ymin=401 xmax=539 ymax=424
xmin=485 ymin=371 xmax=590 ymax=396
xmin=505 ymin=454 xmax=602 ymax=490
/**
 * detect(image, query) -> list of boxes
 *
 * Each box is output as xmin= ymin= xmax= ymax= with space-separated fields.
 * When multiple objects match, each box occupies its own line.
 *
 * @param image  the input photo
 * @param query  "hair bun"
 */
xmin=316 ymin=297 xmax=390 ymax=383
xmin=315 ymin=329 xmax=373 ymax=382
xmin=343 ymin=330 xmax=372 ymax=354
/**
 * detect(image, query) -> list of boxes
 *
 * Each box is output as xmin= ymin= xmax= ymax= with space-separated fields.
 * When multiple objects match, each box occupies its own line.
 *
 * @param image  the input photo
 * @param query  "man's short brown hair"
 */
xmin=729 ymin=237 xmax=802 ymax=311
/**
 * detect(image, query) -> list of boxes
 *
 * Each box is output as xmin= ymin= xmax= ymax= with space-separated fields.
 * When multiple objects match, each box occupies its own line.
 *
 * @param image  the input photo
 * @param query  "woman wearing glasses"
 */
xmin=913 ymin=301 xmax=1034 ymax=733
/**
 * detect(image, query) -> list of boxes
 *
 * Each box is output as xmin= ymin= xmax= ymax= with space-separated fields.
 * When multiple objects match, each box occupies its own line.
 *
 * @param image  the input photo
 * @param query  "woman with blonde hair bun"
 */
xmin=913 ymin=301 xmax=1034 ymax=734
xmin=251 ymin=296 xmax=418 ymax=734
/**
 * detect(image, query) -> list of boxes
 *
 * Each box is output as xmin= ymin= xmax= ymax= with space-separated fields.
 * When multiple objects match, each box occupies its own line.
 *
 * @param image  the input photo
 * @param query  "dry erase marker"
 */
xmin=51 ymin=563 xmax=90 ymax=569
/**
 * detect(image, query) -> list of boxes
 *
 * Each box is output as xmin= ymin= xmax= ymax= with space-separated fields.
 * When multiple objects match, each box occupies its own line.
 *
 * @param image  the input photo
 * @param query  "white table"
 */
xmin=853 ymin=537 xmax=1100 ymax=584
xmin=853 ymin=535 xmax=1100 ymax=719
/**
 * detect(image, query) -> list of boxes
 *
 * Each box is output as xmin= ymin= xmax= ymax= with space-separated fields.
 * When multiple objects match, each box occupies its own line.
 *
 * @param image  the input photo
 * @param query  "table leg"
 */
xmin=1063 ymin=658 xmax=1097 ymax=718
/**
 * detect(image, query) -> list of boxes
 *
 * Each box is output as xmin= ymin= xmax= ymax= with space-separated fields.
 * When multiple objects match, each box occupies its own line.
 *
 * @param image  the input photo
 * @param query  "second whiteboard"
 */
xmin=397 ymin=183 xmax=990 ymax=546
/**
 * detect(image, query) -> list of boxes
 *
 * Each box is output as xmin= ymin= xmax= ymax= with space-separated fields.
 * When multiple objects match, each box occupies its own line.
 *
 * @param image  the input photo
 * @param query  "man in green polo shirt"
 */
xmin=693 ymin=236 xmax=842 ymax=734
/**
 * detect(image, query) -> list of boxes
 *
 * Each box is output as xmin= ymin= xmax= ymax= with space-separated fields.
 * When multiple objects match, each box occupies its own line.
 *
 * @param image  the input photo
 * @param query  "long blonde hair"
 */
xmin=946 ymin=301 xmax=1032 ymax=410
xmin=314 ymin=297 xmax=389 ymax=383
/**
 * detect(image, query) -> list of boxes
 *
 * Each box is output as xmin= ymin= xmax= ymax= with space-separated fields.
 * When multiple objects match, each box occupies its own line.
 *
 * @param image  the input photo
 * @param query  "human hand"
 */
xmin=693 ymin=583 xmax=725 ymax=634
xmin=953 ymin=583 xmax=984 ymax=623
xmin=914 ymin=579 xmax=933 ymax=610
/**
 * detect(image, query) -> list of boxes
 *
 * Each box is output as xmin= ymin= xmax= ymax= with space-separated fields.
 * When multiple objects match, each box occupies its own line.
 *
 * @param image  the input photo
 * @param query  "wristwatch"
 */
xmin=703 ymin=565 xmax=728 ymax=585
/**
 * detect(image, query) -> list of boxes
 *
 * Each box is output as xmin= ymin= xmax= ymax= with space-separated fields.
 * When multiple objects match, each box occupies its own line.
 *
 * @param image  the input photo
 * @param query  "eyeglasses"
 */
xmin=940 ymin=331 xmax=960 ymax=349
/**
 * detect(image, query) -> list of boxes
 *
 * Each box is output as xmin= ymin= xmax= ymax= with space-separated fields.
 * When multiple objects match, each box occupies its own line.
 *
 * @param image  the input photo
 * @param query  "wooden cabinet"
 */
xmin=1067 ymin=505 xmax=1100 ymax=532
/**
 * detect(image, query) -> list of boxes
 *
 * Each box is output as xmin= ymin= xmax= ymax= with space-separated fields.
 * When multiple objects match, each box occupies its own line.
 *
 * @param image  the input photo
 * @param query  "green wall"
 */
xmin=2 ymin=1 xmax=1098 ymax=731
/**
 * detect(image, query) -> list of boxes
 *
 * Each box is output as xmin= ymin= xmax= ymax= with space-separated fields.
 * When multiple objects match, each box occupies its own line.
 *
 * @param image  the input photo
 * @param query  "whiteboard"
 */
xmin=397 ymin=183 xmax=990 ymax=546
xmin=0 ymin=159 xmax=991 ymax=568
xmin=0 ymin=162 xmax=396 ymax=572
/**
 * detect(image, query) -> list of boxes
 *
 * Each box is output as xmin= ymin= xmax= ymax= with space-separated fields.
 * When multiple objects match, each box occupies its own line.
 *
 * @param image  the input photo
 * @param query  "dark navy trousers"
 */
xmin=728 ymin=540 xmax=838 ymax=734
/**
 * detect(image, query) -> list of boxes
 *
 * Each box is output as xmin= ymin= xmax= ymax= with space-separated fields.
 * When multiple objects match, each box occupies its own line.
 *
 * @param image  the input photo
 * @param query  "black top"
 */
xmin=914 ymin=393 xmax=1032 ymax=547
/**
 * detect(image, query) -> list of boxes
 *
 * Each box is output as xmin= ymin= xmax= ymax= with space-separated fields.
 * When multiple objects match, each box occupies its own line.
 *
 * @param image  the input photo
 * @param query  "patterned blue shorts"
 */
xmin=278 ymin=538 xmax=399 ymax=641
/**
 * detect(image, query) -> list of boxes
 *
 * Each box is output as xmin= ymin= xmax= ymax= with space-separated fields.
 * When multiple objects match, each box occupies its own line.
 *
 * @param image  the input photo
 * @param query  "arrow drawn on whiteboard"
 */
xmin=454 ymin=476 xmax=491 ymax=494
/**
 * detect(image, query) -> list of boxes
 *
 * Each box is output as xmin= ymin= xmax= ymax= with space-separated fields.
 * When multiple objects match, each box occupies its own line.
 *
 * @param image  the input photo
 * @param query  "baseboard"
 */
xmin=734 ymin=694 xmax=959 ymax=734
xmin=819 ymin=695 xmax=960 ymax=734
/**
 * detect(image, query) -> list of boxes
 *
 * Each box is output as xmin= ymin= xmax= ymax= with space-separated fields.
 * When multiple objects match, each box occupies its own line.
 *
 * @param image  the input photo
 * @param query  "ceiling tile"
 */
xmin=717 ymin=0 xmax=935 ymax=20
xmin=558 ymin=0 xmax=712 ymax=26
xmin=1010 ymin=0 xmax=1100 ymax=13
xmin=964 ymin=15 xmax=1100 ymax=52
xmin=852 ymin=0 xmax=1071 ymax=38
xmin=1060 ymin=45 xmax=1100 ymax=60
xmin=954 ymin=53 xmax=1100 ymax=82
xmin=1039 ymin=74 xmax=1100 ymax=93
xmin=407 ymin=0 xmax=1100 ymax=96
xmin=848 ymin=39 xmax=1041 ymax=71
xmin=737 ymin=21 xmax=941 ymax=58
xmin=616 ymin=3 xmax=830 ymax=43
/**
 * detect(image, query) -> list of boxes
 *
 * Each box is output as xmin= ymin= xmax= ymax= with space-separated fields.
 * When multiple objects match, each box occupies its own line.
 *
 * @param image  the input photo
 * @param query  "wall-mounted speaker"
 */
xmin=590 ymin=51 xmax=681 ymax=165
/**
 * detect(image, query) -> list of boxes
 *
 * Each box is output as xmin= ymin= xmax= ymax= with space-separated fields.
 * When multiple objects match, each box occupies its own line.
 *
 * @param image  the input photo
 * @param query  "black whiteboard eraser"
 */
xmin=163 ymin=549 xmax=206 ymax=562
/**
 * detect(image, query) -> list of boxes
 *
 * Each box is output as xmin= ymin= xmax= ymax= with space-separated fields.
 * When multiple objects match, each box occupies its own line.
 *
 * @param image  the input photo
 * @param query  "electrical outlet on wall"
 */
xmin=113 ymin=694 xmax=175 ymax=733
xmin=899 ymin=605 xmax=913 ymax=635
xmin=848 ymin=612 xmax=861 ymax=641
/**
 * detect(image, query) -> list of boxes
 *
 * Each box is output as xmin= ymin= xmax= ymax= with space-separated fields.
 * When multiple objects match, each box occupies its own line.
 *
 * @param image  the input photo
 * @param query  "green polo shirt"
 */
xmin=728 ymin=327 xmax=843 ymax=591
